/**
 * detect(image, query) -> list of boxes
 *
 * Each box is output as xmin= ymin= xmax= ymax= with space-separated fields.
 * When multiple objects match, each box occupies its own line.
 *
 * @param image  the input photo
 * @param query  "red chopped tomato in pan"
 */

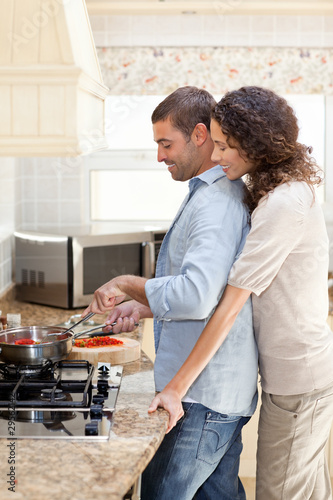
xmin=14 ymin=338 xmax=36 ymax=345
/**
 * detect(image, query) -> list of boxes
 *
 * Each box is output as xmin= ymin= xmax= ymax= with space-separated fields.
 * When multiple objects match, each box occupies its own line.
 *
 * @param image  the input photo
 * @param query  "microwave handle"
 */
xmin=142 ymin=241 xmax=155 ymax=279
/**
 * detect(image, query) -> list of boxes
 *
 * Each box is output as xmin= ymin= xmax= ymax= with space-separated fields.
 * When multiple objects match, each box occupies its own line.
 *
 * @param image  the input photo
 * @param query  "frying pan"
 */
xmin=0 ymin=324 xmax=113 ymax=365
xmin=0 ymin=326 xmax=76 ymax=365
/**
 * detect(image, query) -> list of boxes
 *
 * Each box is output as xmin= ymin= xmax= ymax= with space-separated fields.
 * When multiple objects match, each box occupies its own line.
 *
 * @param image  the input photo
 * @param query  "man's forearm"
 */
xmin=83 ymin=275 xmax=150 ymax=316
xmin=117 ymin=275 xmax=149 ymax=307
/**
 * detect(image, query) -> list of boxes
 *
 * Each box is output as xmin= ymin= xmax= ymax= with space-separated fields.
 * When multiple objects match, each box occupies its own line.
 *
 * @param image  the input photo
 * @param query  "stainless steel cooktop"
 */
xmin=0 ymin=360 xmax=122 ymax=440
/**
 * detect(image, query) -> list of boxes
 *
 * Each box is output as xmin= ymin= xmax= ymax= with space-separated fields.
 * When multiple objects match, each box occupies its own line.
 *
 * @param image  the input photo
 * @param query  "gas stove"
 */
xmin=0 ymin=359 xmax=122 ymax=440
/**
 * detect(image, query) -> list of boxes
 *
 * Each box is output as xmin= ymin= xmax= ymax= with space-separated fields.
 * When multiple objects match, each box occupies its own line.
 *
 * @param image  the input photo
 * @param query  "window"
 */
xmin=89 ymin=94 xmax=326 ymax=222
xmin=284 ymin=94 xmax=325 ymax=203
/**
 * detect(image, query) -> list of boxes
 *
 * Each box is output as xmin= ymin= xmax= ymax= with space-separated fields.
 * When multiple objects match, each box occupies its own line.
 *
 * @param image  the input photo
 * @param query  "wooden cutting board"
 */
xmin=67 ymin=336 xmax=140 ymax=365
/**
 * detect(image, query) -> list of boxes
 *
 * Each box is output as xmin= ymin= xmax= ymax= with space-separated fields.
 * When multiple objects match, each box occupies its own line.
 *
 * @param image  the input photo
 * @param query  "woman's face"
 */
xmin=210 ymin=119 xmax=256 ymax=180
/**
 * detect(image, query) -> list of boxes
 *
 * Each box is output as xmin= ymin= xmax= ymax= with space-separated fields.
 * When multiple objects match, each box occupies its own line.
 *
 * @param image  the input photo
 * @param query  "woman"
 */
xmin=148 ymin=86 xmax=333 ymax=500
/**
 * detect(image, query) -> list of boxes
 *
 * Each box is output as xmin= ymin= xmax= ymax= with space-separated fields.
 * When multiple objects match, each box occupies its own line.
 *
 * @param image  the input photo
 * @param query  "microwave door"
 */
xmin=71 ymin=233 xmax=151 ymax=308
xmin=15 ymin=232 xmax=70 ymax=308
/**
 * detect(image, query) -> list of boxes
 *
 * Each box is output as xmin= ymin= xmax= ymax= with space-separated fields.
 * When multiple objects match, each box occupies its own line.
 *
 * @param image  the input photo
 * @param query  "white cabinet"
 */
xmin=142 ymin=318 xmax=155 ymax=362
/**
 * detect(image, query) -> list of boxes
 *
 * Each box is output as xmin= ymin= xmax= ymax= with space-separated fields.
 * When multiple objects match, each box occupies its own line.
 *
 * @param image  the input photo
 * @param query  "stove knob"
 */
xmin=85 ymin=421 xmax=99 ymax=436
xmin=92 ymin=394 xmax=105 ymax=404
xmin=90 ymin=403 xmax=103 ymax=419
xmin=98 ymin=365 xmax=110 ymax=376
xmin=98 ymin=391 xmax=109 ymax=401
xmin=97 ymin=379 xmax=109 ymax=394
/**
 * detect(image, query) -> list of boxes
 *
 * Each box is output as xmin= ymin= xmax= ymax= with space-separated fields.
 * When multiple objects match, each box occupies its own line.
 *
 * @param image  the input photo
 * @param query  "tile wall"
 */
xmin=16 ymin=157 xmax=85 ymax=231
xmin=0 ymin=234 xmax=12 ymax=298
xmin=89 ymin=14 xmax=333 ymax=48
xmin=0 ymin=158 xmax=18 ymax=295
xmin=0 ymin=156 xmax=86 ymax=295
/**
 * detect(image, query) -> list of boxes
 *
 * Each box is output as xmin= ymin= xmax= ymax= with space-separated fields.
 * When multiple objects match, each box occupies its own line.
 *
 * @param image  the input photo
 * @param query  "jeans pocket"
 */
xmin=196 ymin=412 xmax=241 ymax=466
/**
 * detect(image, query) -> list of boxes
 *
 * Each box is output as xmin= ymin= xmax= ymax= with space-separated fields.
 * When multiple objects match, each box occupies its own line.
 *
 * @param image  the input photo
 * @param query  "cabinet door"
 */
xmin=142 ymin=319 xmax=155 ymax=362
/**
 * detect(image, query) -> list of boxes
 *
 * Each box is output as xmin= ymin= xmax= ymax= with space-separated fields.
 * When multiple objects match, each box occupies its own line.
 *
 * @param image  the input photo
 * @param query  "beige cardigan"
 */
xmin=228 ymin=181 xmax=333 ymax=395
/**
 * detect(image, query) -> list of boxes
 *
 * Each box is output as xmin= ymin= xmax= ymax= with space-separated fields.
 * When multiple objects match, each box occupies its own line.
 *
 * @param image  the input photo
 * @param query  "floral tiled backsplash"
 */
xmin=97 ymin=46 xmax=333 ymax=96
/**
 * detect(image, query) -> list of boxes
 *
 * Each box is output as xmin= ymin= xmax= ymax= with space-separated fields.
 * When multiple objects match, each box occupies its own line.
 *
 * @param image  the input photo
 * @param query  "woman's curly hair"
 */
xmin=212 ymin=86 xmax=323 ymax=213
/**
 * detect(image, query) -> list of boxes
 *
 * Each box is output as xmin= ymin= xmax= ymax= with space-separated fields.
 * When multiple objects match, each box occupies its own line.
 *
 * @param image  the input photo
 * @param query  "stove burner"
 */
xmin=0 ymin=409 xmax=76 ymax=424
xmin=40 ymin=388 xmax=67 ymax=402
xmin=0 ymin=360 xmax=54 ymax=379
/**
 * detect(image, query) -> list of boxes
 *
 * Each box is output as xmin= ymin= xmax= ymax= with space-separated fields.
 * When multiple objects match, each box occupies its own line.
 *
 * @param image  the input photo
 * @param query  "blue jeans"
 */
xmin=141 ymin=402 xmax=250 ymax=500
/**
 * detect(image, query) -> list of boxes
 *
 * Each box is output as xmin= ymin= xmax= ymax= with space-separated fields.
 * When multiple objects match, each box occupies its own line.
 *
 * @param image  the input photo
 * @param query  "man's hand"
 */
xmin=82 ymin=275 xmax=149 ymax=318
xmin=103 ymin=300 xmax=152 ymax=334
xmin=82 ymin=278 xmax=127 ymax=316
xmin=148 ymin=388 xmax=184 ymax=434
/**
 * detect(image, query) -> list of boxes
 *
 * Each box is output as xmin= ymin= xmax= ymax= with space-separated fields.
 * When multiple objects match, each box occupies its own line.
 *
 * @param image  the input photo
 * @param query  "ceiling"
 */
xmin=85 ymin=1 xmax=333 ymax=16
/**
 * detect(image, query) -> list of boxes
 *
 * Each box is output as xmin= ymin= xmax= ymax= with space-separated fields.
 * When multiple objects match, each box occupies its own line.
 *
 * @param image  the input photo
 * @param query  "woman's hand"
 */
xmin=148 ymin=388 xmax=184 ymax=434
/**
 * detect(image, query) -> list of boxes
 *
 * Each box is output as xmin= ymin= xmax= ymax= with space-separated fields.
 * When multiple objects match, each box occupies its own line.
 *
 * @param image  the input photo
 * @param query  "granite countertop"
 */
xmin=0 ymin=288 xmax=168 ymax=500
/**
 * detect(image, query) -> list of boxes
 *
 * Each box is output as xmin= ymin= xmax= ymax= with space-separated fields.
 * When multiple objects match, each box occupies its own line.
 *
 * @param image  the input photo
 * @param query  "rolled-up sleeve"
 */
xmin=145 ymin=187 xmax=249 ymax=320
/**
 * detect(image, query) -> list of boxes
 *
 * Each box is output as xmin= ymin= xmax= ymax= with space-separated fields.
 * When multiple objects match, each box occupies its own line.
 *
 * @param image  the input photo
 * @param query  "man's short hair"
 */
xmin=151 ymin=86 xmax=216 ymax=140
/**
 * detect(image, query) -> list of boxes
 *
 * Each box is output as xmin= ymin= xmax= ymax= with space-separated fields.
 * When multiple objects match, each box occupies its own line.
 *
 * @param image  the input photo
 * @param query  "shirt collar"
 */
xmin=189 ymin=164 xmax=225 ymax=191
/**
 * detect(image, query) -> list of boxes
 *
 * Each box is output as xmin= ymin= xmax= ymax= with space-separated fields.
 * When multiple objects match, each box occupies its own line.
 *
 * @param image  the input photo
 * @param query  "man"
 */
xmin=83 ymin=86 xmax=258 ymax=500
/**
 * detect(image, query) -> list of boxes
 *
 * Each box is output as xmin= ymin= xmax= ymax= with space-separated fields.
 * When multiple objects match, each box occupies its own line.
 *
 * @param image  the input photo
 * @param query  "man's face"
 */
xmin=153 ymin=118 xmax=202 ymax=182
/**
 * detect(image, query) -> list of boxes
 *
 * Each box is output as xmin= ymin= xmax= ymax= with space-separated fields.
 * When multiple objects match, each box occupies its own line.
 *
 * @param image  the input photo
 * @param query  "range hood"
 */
xmin=0 ymin=0 xmax=109 ymax=157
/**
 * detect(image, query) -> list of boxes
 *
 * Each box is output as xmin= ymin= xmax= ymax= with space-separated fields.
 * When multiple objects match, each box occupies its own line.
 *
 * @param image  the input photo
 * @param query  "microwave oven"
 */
xmin=14 ymin=228 xmax=166 ymax=309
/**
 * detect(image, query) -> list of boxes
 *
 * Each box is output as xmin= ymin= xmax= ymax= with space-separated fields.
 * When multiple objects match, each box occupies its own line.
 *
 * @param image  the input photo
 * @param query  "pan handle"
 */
xmin=64 ymin=314 xmax=95 ymax=326
xmin=72 ymin=324 xmax=107 ymax=340
xmin=72 ymin=322 xmax=139 ymax=343
xmin=61 ymin=312 xmax=95 ymax=336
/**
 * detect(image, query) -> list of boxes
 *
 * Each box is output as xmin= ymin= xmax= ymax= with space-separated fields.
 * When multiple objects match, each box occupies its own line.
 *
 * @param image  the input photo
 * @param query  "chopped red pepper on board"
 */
xmin=74 ymin=336 xmax=124 ymax=348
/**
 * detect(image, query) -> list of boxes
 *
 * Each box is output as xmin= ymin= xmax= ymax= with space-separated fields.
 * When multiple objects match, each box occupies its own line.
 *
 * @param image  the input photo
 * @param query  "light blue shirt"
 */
xmin=145 ymin=165 xmax=258 ymax=416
